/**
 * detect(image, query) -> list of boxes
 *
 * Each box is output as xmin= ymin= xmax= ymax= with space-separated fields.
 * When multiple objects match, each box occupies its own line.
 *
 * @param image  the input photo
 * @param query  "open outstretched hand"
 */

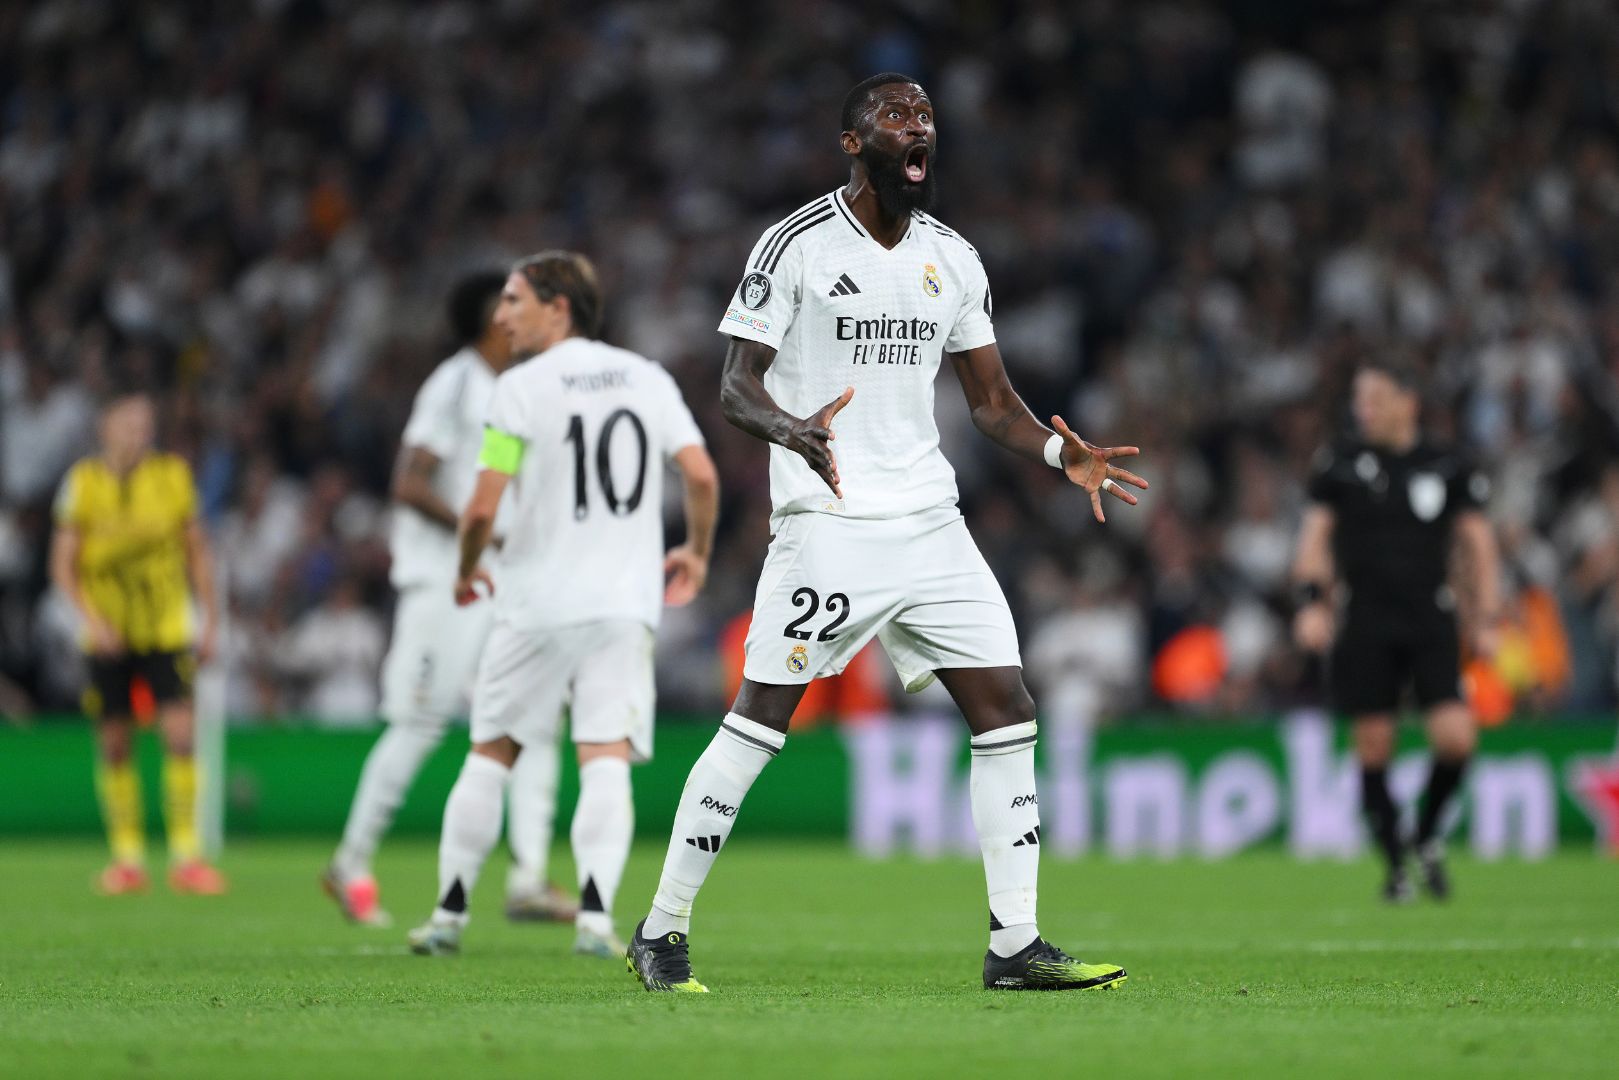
xmin=787 ymin=386 xmax=854 ymax=499
xmin=1051 ymin=415 xmax=1149 ymax=523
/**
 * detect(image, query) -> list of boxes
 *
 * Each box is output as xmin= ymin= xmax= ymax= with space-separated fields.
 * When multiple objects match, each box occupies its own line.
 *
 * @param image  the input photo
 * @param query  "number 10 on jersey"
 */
xmin=565 ymin=409 xmax=648 ymax=520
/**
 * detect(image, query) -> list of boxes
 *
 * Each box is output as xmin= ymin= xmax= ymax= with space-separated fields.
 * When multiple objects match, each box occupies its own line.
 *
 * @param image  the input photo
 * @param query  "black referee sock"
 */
xmin=1360 ymin=766 xmax=1403 ymax=871
xmin=1415 ymin=757 xmax=1469 ymax=848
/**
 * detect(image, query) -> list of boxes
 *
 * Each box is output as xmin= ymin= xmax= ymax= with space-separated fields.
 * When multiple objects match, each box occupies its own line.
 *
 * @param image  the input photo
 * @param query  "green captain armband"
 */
xmin=478 ymin=426 xmax=527 ymax=475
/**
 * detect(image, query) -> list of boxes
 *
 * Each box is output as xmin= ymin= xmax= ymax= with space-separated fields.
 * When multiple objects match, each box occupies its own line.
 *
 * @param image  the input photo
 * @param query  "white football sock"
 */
xmin=644 ymin=713 xmax=784 ymax=937
xmin=971 ymin=721 xmax=1042 ymax=957
xmin=432 ymin=752 xmax=510 ymax=926
xmin=505 ymin=735 xmax=561 ymax=897
xmin=334 ymin=722 xmax=442 ymax=879
xmin=571 ymin=756 xmax=633 ymax=937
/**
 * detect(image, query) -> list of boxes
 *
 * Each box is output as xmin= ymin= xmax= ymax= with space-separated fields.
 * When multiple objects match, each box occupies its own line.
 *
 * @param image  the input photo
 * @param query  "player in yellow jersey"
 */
xmin=49 ymin=389 xmax=226 ymax=896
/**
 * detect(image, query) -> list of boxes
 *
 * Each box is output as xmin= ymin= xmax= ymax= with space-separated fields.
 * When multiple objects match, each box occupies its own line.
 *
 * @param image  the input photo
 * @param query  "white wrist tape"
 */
xmin=1043 ymin=433 xmax=1064 ymax=469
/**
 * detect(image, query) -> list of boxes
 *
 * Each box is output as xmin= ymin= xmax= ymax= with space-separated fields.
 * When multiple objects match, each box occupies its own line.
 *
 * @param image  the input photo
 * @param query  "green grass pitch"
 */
xmin=1 ymin=839 xmax=1615 ymax=1079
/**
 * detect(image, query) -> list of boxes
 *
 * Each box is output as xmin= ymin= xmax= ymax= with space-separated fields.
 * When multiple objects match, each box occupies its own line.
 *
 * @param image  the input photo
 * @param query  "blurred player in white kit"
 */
xmin=408 ymin=251 xmax=717 ymax=958
xmin=324 ymin=273 xmax=575 ymax=928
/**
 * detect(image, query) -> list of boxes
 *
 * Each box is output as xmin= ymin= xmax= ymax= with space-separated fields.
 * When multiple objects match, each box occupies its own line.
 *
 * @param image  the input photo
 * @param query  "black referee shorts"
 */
xmin=84 ymin=651 xmax=194 ymax=720
xmin=1328 ymin=603 xmax=1463 ymax=717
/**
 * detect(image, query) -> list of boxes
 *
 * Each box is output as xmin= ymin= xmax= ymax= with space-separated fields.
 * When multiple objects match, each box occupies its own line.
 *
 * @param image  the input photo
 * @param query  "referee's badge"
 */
xmin=1408 ymin=473 xmax=1446 ymax=522
xmin=786 ymin=645 xmax=809 ymax=675
xmin=922 ymin=263 xmax=942 ymax=297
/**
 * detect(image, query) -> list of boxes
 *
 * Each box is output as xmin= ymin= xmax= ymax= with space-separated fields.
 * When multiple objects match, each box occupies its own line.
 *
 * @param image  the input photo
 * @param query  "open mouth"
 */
xmin=904 ymin=144 xmax=928 ymax=183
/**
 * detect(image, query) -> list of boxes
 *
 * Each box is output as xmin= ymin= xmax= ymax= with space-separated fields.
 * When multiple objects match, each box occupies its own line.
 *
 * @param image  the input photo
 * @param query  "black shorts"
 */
xmin=84 ymin=651 xmax=193 ymax=720
xmin=1328 ymin=603 xmax=1461 ymax=717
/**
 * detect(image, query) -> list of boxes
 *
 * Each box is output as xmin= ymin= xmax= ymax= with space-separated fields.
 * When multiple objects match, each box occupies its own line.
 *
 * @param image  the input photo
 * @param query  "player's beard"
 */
xmin=859 ymin=142 xmax=937 ymax=219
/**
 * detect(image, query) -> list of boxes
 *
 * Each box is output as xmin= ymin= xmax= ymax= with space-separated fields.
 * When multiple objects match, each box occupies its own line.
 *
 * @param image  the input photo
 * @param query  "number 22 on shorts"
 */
xmin=782 ymin=587 xmax=849 ymax=641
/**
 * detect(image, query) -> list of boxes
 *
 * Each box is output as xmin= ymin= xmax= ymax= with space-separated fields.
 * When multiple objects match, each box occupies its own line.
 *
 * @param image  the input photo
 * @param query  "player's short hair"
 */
xmin=512 ymin=251 xmax=604 ymax=338
xmin=97 ymin=375 xmax=151 ymax=412
xmin=1357 ymin=357 xmax=1422 ymax=394
xmin=447 ymin=271 xmax=507 ymax=346
xmin=841 ymin=72 xmax=924 ymax=134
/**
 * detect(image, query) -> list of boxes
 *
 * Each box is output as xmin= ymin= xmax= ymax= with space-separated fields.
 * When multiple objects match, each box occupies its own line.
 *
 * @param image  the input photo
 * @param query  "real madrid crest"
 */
xmin=922 ymin=263 xmax=942 ymax=297
xmin=786 ymin=644 xmax=809 ymax=674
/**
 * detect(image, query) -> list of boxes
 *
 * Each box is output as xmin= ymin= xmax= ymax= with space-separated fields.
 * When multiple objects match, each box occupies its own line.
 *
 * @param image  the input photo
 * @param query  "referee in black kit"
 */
xmin=1291 ymin=359 xmax=1502 ymax=902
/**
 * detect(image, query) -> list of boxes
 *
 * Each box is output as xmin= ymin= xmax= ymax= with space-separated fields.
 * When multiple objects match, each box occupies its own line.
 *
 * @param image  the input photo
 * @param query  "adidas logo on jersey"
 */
xmin=686 ymin=835 xmax=723 ymax=853
xmin=828 ymin=273 xmax=862 ymax=297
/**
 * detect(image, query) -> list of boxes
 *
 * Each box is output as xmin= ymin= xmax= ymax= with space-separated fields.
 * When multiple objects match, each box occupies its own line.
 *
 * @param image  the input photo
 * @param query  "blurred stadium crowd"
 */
xmin=3 ymin=0 xmax=1619 ymax=724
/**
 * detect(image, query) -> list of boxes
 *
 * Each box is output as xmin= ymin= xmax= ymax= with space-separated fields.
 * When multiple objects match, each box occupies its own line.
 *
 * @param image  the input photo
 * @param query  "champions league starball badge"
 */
xmin=740 ymin=271 xmax=772 ymax=310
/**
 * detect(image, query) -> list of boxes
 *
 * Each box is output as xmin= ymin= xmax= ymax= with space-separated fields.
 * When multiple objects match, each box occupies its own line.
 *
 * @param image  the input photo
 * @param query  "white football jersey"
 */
xmin=483 ymin=337 xmax=704 ymax=633
xmin=390 ymin=347 xmax=507 ymax=589
xmin=716 ymin=188 xmax=996 ymax=524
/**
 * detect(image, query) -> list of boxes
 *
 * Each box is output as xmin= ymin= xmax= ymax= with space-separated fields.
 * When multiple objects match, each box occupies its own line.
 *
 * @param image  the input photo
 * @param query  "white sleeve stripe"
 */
xmin=754 ymin=197 xmax=832 ymax=270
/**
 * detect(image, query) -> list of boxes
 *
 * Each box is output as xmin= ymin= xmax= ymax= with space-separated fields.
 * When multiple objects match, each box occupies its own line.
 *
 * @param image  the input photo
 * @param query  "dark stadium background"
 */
xmin=2 ymin=10 xmax=1617 ymax=1076
xmin=1 ymin=0 xmax=1616 ymax=733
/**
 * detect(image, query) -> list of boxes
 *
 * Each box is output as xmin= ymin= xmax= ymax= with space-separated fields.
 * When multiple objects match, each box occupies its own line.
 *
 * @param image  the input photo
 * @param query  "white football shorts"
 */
xmin=379 ymin=584 xmax=494 ymax=730
xmin=470 ymin=617 xmax=655 ymax=761
xmin=743 ymin=506 xmax=1021 ymax=693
